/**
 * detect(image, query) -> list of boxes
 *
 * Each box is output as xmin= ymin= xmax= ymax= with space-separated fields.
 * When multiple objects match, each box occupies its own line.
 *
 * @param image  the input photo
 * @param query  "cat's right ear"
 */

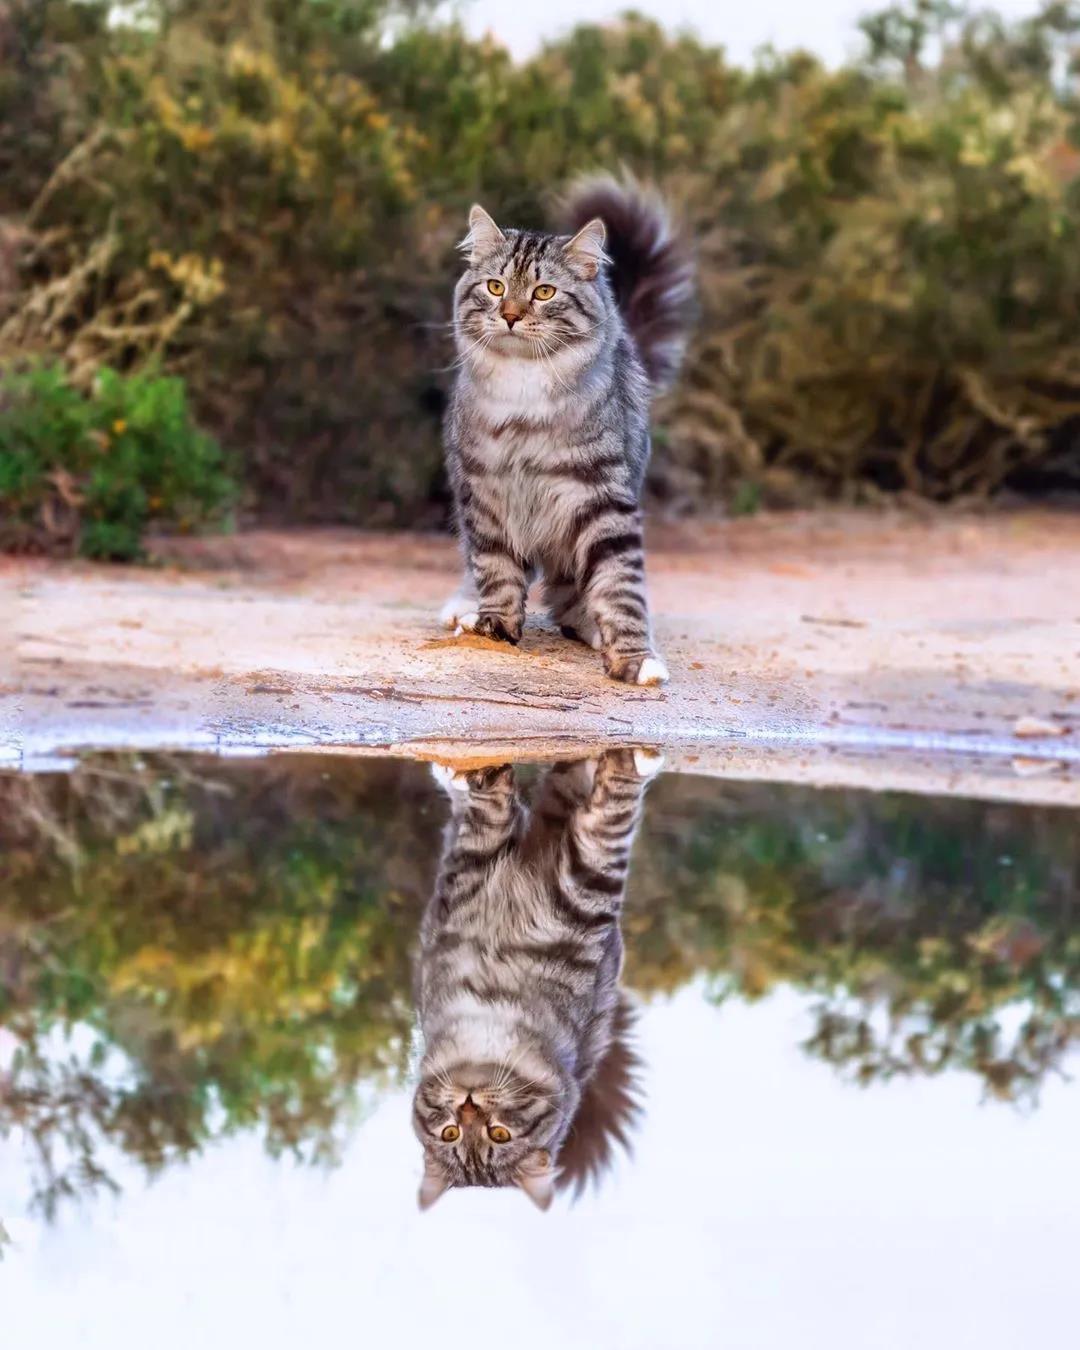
xmin=463 ymin=204 xmax=506 ymax=262
xmin=418 ymin=1157 xmax=451 ymax=1211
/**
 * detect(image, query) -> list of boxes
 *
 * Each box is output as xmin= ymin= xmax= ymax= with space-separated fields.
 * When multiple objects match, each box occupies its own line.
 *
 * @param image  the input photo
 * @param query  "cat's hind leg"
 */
xmin=543 ymin=573 xmax=601 ymax=650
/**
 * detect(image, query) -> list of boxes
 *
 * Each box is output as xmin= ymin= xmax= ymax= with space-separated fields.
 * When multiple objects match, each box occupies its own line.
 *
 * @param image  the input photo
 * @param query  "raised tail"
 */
xmin=560 ymin=176 xmax=694 ymax=391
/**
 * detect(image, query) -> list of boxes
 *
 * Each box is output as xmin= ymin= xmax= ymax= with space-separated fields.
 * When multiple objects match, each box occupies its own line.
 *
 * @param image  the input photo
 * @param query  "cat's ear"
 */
xmin=564 ymin=217 xmax=607 ymax=279
xmin=516 ymin=1149 xmax=556 ymax=1212
xmin=418 ymin=1157 xmax=451 ymax=1211
xmin=464 ymin=204 xmax=506 ymax=262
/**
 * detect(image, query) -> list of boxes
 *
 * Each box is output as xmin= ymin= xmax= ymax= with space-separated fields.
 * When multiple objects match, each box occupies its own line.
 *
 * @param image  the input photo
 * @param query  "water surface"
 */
xmin=1 ymin=753 xmax=1076 ymax=1348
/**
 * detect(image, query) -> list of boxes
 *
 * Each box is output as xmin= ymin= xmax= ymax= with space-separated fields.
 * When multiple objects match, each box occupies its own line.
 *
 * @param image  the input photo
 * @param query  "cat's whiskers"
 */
xmin=441 ymin=327 xmax=495 ymax=373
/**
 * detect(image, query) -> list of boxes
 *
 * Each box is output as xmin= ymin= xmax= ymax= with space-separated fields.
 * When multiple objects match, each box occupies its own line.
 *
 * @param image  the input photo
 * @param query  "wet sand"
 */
xmin=6 ymin=509 xmax=1079 ymax=803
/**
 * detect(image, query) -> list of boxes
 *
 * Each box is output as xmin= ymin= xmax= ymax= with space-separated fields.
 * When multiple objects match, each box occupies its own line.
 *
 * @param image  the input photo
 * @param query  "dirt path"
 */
xmin=6 ymin=510 xmax=1079 ymax=804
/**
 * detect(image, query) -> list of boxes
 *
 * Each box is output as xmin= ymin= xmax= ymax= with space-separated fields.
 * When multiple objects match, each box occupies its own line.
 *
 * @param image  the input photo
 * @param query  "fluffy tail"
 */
xmin=556 ymin=992 xmax=643 ymax=1199
xmin=560 ymin=176 xmax=694 ymax=391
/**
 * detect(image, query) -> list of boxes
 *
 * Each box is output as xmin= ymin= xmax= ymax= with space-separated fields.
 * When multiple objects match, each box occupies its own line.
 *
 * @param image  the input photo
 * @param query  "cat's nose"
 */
xmin=459 ymin=1098 xmax=479 ymax=1124
xmin=499 ymin=301 xmax=525 ymax=330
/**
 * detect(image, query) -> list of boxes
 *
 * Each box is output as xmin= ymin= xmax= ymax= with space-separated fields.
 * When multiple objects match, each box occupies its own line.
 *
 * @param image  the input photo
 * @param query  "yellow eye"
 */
xmin=441 ymin=1125 xmax=460 ymax=1142
xmin=532 ymin=284 xmax=556 ymax=301
xmin=488 ymin=1125 xmax=511 ymax=1143
xmin=487 ymin=279 xmax=505 ymax=296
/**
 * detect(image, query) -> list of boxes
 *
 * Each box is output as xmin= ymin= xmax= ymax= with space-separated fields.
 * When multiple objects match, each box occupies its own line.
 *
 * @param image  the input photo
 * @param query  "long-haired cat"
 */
xmin=412 ymin=750 xmax=661 ymax=1210
xmin=441 ymin=179 xmax=693 ymax=685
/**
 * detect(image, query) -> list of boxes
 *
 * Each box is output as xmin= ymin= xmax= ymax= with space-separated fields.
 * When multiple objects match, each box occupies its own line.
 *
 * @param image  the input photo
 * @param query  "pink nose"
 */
xmin=500 ymin=301 xmax=525 ymax=329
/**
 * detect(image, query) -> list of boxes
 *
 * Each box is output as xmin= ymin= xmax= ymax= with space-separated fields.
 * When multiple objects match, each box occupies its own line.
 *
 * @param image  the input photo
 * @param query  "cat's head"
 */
xmin=412 ymin=1056 xmax=574 ymax=1211
xmin=453 ymin=204 xmax=611 ymax=364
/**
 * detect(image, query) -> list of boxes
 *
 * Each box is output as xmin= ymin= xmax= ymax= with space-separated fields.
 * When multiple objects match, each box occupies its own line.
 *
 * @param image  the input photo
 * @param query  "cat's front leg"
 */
xmin=431 ymin=762 xmax=522 ymax=861
xmin=575 ymin=526 xmax=668 ymax=686
xmin=455 ymin=525 xmax=529 ymax=645
xmin=554 ymin=748 xmax=663 ymax=919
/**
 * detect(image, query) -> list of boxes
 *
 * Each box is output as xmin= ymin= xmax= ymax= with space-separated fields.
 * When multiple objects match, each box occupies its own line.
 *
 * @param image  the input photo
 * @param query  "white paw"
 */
xmin=453 ymin=611 xmax=480 ymax=636
xmin=440 ymin=595 xmax=476 ymax=630
xmin=632 ymin=748 xmax=665 ymax=779
xmin=430 ymin=763 xmax=470 ymax=792
xmin=636 ymin=656 xmax=669 ymax=686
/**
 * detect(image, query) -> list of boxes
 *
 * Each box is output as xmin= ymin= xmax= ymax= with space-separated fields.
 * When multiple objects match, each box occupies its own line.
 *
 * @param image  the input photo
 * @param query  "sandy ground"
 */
xmin=4 ymin=509 xmax=1079 ymax=804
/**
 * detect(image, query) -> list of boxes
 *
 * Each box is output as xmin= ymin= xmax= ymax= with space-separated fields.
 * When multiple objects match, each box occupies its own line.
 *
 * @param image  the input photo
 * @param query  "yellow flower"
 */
xmin=112 ymin=419 xmax=127 ymax=435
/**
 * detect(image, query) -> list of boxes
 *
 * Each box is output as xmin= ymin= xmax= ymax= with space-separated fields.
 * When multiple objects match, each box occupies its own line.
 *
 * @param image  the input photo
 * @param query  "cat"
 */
xmin=440 ymin=179 xmax=693 ymax=686
xmin=412 ymin=749 xmax=662 ymax=1210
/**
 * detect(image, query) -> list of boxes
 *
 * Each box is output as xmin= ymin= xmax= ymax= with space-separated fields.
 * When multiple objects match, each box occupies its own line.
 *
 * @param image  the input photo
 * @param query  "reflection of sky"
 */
xmin=455 ymin=0 xmax=1045 ymax=66
xmin=3 ymin=984 xmax=1076 ymax=1349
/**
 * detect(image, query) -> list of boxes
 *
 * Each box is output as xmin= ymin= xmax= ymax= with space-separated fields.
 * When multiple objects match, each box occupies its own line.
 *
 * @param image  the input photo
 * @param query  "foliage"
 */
xmin=0 ymin=362 xmax=234 ymax=558
xmin=0 ymin=754 xmax=1076 ymax=1215
xmin=1 ymin=0 xmax=1079 ymax=533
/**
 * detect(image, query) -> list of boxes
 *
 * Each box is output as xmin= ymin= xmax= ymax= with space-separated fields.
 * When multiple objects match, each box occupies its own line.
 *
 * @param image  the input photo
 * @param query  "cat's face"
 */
xmin=453 ymin=205 xmax=611 ymax=365
xmin=412 ymin=1057 xmax=570 ymax=1210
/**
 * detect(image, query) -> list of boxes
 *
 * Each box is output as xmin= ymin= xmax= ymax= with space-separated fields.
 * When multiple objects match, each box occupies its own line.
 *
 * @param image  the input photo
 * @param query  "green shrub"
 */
xmin=0 ymin=362 xmax=235 ymax=559
xmin=1 ymin=0 xmax=1079 ymax=531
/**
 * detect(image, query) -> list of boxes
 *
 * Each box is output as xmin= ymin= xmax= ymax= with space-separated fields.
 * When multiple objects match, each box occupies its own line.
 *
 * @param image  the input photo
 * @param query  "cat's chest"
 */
xmin=470 ymin=428 xmax=592 ymax=556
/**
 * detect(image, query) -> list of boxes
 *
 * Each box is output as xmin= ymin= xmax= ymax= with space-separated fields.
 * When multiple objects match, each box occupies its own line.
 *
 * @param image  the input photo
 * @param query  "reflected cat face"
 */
xmin=412 ymin=1058 xmax=567 ymax=1211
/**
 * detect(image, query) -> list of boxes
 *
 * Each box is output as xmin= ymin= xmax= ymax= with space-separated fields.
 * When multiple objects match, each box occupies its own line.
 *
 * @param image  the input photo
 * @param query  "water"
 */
xmin=1 ymin=752 xmax=1077 ymax=1349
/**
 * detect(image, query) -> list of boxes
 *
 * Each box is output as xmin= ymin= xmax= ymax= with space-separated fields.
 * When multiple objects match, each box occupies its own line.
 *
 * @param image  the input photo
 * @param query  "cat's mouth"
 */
xmin=489 ymin=329 xmax=546 ymax=357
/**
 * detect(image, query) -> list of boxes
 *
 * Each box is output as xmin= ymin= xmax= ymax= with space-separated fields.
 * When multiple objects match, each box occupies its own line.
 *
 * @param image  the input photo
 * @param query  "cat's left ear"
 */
xmin=516 ymin=1149 xmax=556 ymax=1212
xmin=464 ymin=204 xmax=506 ymax=263
xmin=418 ymin=1157 xmax=451 ymax=1211
xmin=564 ymin=218 xmax=607 ymax=279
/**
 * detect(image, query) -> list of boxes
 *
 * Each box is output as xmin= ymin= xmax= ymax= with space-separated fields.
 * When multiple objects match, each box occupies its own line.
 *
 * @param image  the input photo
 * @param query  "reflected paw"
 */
xmin=463 ymin=763 xmax=514 ymax=792
xmin=430 ymin=762 xmax=470 ymax=792
xmin=632 ymin=748 xmax=665 ymax=779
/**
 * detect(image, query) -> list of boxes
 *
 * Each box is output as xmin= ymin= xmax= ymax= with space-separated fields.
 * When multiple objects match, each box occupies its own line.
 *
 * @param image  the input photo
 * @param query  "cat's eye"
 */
xmin=487 ymin=279 xmax=505 ymax=296
xmin=532 ymin=284 xmax=556 ymax=301
xmin=487 ymin=1125 xmax=511 ymax=1143
xmin=441 ymin=1125 xmax=461 ymax=1142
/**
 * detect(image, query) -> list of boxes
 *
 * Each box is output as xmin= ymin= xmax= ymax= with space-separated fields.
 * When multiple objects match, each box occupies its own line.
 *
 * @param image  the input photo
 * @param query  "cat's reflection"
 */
xmin=413 ymin=750 xmax=661 ymax=1210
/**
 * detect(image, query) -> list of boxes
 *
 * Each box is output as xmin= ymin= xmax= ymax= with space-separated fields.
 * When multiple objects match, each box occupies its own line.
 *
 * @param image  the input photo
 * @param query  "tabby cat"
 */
xmin=441 ymin=179 xmax=693 ymax=685
xmin=412 ymin=750 xmax=661 ymax=1210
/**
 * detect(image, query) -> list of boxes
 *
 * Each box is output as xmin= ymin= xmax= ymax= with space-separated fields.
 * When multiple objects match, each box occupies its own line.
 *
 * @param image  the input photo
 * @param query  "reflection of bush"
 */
xmin=628 ymin=779 xmax=1079 ymax=1100
xmin=0 ymin=756 xmax=1076 ymax=1215
xmin=3 ymin=0 xmax=1080 ymax=541
xmin=0 ymin=758 xmax=435 ymax=1215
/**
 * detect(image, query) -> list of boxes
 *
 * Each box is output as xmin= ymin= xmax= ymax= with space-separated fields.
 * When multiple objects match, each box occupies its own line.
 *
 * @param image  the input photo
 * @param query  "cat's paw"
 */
xmin=632 ymin=748 xmax=665 ymax=779
xmin=603 ymin=651 xmax=670 ymax=686
xmin=440 ymin=595 xmax=472 ymax=630
xmin=464 ymin=763 xmax=514 ymax=792
xmin=636 ymin=656 xmax=669 ymax=687
xmin=456 ymin=611 xmax=522 ymax=645
xmin=430 ymin=762 xmax=470 ymax=792
xmin=558 ymin=617 xmax=602 ymax=650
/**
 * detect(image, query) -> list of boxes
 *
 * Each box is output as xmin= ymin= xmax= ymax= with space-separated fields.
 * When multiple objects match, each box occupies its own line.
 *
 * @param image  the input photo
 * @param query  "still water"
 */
xmin=1 ymin=752 xmax=1077 ymax=1349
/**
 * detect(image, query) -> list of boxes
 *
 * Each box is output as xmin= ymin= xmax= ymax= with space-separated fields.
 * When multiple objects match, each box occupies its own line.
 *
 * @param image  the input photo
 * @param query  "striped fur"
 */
xmin=413 ymin=751 xmax=661 ymax=1210
xmin=442 ymin=180 xmax=693 ymax=685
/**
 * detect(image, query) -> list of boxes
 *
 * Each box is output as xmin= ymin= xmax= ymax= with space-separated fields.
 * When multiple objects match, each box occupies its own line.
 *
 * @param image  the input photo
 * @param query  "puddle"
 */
xmin=1 ymin=751 xmax=1077 ymax=1348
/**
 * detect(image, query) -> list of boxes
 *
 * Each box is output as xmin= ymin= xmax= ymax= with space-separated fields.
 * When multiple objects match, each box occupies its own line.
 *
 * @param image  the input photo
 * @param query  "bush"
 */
xmin=1 ymin=0 xmax=1079 ymax=533
xmin=0 ymin=362 xmax=235 ymax=558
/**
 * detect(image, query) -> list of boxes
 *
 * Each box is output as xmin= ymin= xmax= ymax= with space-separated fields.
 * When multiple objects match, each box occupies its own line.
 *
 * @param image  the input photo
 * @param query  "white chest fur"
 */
xmin=466 ymin=357 xmax=599 ymax=560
